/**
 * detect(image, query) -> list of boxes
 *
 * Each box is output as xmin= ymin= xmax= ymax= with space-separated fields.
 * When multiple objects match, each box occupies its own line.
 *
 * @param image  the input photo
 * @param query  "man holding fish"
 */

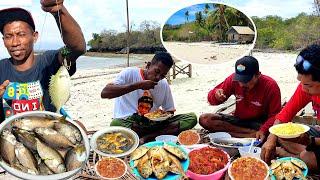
xmin=0 ymin=0 xmax=86 ymax=121
xmin=101 ymin=52 xmax=197 ymax=144
xmin=199 ymin=56 xmax=282 ymax=142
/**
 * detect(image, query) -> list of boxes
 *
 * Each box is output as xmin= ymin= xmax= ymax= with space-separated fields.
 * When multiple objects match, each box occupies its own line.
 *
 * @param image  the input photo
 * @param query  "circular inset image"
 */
xmin=161 ymin=3 xmax=257 ymax=64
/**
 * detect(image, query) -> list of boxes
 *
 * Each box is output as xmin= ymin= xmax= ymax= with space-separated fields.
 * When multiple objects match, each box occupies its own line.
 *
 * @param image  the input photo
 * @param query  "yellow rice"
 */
xmin=271 ymin=123 xmax=306 ymax=135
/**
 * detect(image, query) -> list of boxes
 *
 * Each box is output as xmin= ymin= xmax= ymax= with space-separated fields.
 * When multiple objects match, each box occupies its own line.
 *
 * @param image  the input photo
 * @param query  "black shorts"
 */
xmin=217 ymin=113 xmax=264 ymax=130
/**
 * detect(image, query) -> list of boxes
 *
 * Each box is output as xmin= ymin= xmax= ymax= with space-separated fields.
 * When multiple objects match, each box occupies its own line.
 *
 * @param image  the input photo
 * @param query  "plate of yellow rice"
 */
xmin=269 ymin=122 xmax=310 ymax=138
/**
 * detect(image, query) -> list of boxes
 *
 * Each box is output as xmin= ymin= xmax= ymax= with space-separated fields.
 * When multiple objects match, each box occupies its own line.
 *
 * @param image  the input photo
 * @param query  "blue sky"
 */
xmin=166 ymin=4 xmax=214 ymax=25
xmin=0 ymin=0 xmax=316 ymax=58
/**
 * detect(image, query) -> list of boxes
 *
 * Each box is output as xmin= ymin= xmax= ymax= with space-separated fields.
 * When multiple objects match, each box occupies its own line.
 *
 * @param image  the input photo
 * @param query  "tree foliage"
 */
xmin=253 ymin=13 xmax=320 ymax=50
xmin=88 ymin=20 xmax=163 ymax=53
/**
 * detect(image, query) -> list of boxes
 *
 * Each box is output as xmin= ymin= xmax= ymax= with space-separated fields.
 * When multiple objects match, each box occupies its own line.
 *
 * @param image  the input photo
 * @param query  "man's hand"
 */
xmin=0 ymin=80 xmax=9 ymax=98
xmin=215 ymin=89 xmax=227 ymax=102
xmin=256 ymin=130 xmax=266 ymax=142
xmin=40 ymin=0 xmax=64 ymax=13
xmin=137 ymin=80 xmax=158 ymax=90
xmin=261 ymin=135 xmax=277 ymax=164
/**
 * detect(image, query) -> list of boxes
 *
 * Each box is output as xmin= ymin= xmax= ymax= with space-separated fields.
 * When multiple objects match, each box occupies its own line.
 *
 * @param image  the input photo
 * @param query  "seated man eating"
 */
xmin=261 ymin=44 xmax=320 ymax=173
xmin=101 ymin=52 xmax=197 ymax=143
xmin=199 ymin=56 xmax=281 ymax=141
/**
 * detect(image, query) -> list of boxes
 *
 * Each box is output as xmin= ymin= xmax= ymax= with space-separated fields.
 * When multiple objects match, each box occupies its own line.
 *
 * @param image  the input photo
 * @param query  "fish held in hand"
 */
xmin=49 ymin=65 xmax=71 ymax=112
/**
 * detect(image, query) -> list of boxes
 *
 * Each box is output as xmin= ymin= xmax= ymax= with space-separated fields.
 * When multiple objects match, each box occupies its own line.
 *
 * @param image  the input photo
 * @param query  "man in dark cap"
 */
xmin=0 ymin=0 xmax=86 ymax=121
xmin=199 ymin=56 xmax=281 ymax=141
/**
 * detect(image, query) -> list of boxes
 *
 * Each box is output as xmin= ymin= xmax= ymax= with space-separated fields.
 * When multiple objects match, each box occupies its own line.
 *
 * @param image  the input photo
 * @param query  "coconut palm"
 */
xmin=185 ymin=10 xmax=189 ymax=23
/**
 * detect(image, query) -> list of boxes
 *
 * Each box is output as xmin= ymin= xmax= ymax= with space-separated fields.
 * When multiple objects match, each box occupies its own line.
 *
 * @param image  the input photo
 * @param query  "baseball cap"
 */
xmin=234 ymin=56 xmax=259 ymax=83
xmin=0 ymin=7 xmax=35 ymax=34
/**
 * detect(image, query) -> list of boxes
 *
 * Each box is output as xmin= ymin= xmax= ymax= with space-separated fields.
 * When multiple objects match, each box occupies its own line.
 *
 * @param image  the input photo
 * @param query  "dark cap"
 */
xmin=0 ymin=7 xmax=35 ymax=34
xmin=234 ymin=56 xmax=259 ymax=83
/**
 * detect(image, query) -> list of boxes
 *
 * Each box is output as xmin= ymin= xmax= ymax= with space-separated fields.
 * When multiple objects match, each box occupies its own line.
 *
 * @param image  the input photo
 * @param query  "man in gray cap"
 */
xmin=0 ymin=0 xmax=86 ymax=121
xmin=199 ymin=56 xmax=281 ymax=141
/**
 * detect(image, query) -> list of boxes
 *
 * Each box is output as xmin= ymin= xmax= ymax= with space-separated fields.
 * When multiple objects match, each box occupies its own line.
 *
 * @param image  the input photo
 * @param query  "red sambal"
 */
xmin=188 ymin=146 xmax=229 ymax=175
xmin=96 ymin=157 xmax=126 ymax=178
xmin=178 ymin=130 xmax=200 ymax=145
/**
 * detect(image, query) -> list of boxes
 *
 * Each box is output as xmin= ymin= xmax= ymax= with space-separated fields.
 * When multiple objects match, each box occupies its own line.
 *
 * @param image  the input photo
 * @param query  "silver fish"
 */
xmin=12 ymin=116 xmax=58 ymax=131
xmin=0 ymin=129 xmax=17 ymax=165
xmin=15 ymin=142 xmax=39 ymax=174
xmin=34 ymin=127 xmax=75 ymax=149
xmin=54 ymin=121 xmax=82 ymax=145
xmin=65 ymin=145 xmax=86 ymax=171
xmin=38 ymin=161 xmax=54 ymax=175
xmin=36 ymin=138 xmax=66 ymax=173
xmin=49 ymin=66 xmax=71 ymax=112
xmin=12 ymin=128 xmax=37 ymax=151
xmin=11 ymin=160 xmax=38 ymax=175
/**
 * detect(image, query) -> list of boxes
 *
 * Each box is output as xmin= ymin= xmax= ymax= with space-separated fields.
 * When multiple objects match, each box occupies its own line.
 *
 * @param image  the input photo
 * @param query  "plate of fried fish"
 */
xmin=129 ymin=141 xmax=189 ymax=180
xmin=0 ymin=111 xmax=90 ymax=180
xmin=270 ymin=157 xmax=308 ymax=180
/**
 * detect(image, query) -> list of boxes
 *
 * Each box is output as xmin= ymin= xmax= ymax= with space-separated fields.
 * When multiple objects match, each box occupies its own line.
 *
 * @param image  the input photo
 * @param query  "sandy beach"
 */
xmin=0 ymin=51 xmax=307 ymax=180
xmin=63 ymin=51 xmax=300 ymax=131
xmin=162 ymin=41 xmax=254 ymax=64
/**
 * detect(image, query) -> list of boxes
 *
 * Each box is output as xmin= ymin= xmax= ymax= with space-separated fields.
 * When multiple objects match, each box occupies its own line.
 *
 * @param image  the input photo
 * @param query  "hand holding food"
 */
xmin=215 ymin=89 xmax=227 ymax=102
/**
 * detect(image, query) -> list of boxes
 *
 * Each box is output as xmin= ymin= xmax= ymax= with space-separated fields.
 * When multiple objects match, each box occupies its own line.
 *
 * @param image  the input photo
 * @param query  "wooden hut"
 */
xmin=226 ymin=26 xmax=255 ymax=44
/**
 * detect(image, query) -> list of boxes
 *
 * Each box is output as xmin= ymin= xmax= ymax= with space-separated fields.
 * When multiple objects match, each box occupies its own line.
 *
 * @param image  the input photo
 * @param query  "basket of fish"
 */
xmin=90 ymin=126 xmax=139 ymax=157
xmin=0 ymin=111 xmax=90 ymax=180
xmin=270 ymin=157 xmax=308 ymax=180
xmin=129 ymin=141 xmax=189 ymax=180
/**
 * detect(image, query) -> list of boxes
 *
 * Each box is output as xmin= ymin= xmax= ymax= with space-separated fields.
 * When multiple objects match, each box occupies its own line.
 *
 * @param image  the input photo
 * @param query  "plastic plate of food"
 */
xmin=0 ymin=111 xmax=90 ymax=180
xmin=270 ymin=157 xmax=308 ymax=180
xmin=269 ymin=122 xmax=310 ymax=138
xmin=210 ymin=137 xmax=260 ymax=148
xmin=144 ymin=110 xmax=173 ymax=121
xmin=186 ymin=145 xmax=230 ymax=180
xmin=129 ymin=141 xmax=189 ymax=180
xmin=228 ymin=157 xmax=269 ymax=180
xmin=90 ymin=126 xmax=139 ymax=158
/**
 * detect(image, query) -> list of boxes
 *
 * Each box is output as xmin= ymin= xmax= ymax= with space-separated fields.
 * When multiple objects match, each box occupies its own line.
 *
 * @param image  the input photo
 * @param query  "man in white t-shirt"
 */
xmin=101 ymin=52 xmax=197 ymax=143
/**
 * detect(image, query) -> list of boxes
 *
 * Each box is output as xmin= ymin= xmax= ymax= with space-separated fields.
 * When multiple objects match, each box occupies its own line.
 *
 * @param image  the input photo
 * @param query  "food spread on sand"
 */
xmin=229 ymin=157 xmax=268 ymax=180
xmin=188 ymin=146 xmax=229 ymax=175
xmin=96 ymin=131 xmax=134 ymax=154
xmin=144 ymin=109 xmax=173 ymax=121
xmin=95 ymin=157 xmax=126 ymax=179
xmin=269 ymin=122 xmax=310 ymax=138
xmin=178 ymin=130 xmax=200 ymax=145
xmin=130 ymin=142 xmax=188 ymax=179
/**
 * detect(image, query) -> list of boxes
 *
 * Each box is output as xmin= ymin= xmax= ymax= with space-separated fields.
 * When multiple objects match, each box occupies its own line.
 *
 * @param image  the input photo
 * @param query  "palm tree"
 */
xmin=126 ymin=0 xmax=130 ymax=67
xmin=185 ymin=10 xmax=189 ymax=23
xmin=195 ymin=11 xmax=204 ymax=26
xmin=314 ymin=0 xmax=320 ymax=16
xmin=204 ymin=4 xmax=210 ymax=15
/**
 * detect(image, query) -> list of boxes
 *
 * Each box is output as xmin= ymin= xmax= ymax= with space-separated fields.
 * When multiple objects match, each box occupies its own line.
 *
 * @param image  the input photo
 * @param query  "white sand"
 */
xmin=162 ymin=41 xmax=254 ymax=64
xmin=63 ymin=51 xmax=300 ymax=131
